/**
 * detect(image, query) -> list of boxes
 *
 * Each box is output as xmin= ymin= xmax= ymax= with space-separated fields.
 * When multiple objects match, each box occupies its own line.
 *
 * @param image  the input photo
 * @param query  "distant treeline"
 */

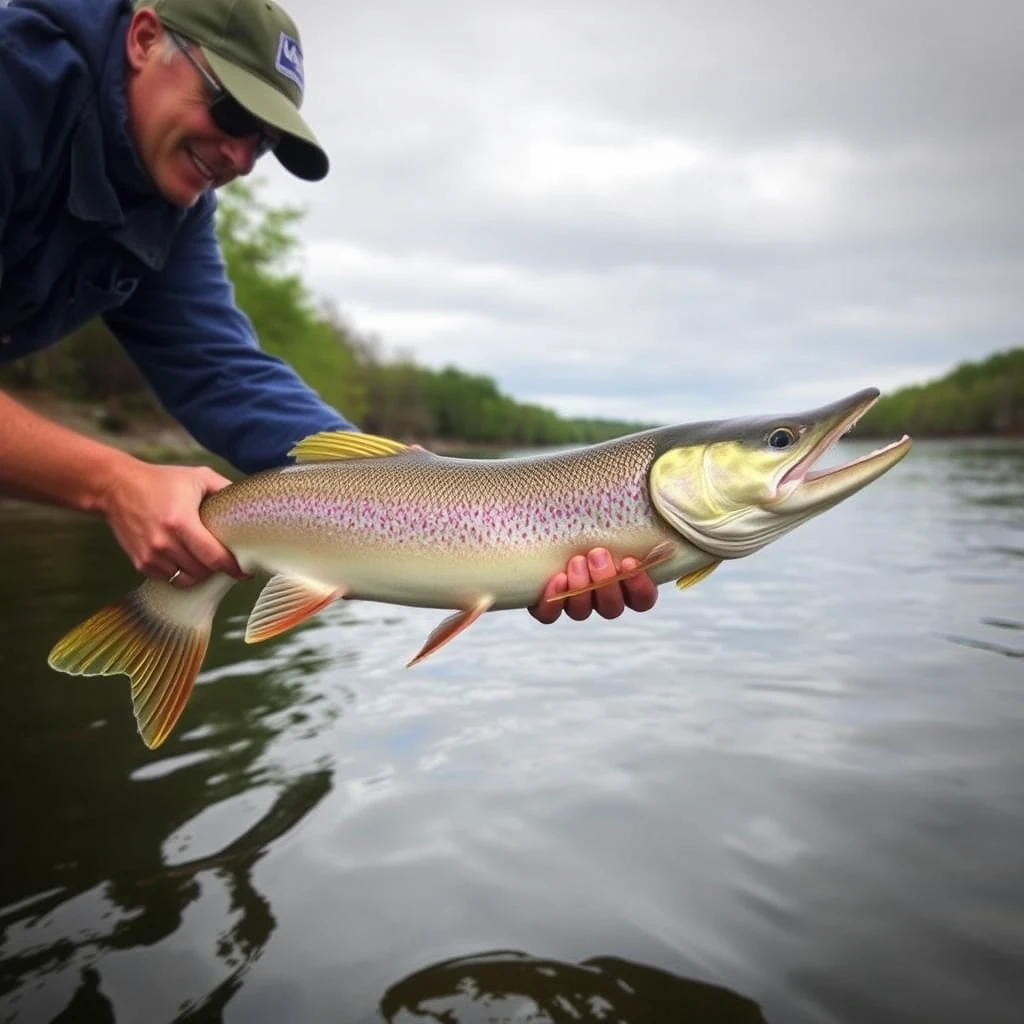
xmin=857 ymin=348 xmax=1024 ymax=438
xmin=0 ymin=180 xmax=649 ymax=449
xmin=3 ymin=181 xmax=1019 ymax=446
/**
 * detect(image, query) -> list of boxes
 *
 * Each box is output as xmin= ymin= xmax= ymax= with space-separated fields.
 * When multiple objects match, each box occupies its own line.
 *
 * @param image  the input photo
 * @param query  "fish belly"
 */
xmin=227 ymin=524 xmax=701 ymax=612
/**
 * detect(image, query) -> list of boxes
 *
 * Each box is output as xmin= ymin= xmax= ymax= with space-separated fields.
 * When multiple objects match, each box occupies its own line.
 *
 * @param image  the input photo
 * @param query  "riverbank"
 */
xmin=13 ymin=391 xmax=208 ymax=461
xmin=9 ymin=391 xmax=518 ymax=467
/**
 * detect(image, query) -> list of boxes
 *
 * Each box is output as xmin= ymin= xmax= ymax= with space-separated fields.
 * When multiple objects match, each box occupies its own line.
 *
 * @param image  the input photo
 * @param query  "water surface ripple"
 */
xmin=0 ymin=439 xmax=1021 ymax=1023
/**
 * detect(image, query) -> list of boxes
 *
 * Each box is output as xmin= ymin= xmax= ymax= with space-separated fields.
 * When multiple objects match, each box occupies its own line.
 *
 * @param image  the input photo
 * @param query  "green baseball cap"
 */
xmin=141 ymin=0 xmax=329 ymax=181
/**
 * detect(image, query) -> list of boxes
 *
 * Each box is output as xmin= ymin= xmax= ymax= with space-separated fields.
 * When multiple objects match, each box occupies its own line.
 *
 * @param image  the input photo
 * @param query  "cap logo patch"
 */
xmin=275 ymin=32 xmax=304 ymax=92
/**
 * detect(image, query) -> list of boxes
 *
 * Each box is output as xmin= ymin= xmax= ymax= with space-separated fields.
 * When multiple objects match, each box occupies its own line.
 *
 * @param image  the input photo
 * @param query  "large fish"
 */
xmin=48 ymin=387 xmax=910 ymax=749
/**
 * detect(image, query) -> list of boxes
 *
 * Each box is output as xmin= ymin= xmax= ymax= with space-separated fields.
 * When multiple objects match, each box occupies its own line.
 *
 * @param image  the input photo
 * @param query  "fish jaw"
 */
xmin=771 ymin=390 xmax=912 ymax=514
xmin=646 ymin=387 xmax=912 ymax=559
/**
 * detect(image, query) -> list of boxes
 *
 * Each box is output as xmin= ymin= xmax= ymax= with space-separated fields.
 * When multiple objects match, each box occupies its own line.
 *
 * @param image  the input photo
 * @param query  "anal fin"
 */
xmin=407 ymin=596 xmax=494 ymax=667
xmin=245 ymin=575 xmax=347 ymax=644
xmin=548 ymin=540 xmax=678 ymax=601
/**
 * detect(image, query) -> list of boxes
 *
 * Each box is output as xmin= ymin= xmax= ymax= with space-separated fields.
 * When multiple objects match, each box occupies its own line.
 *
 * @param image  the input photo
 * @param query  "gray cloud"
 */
xmin=260 ymin=0 xmax=1024 ymax=424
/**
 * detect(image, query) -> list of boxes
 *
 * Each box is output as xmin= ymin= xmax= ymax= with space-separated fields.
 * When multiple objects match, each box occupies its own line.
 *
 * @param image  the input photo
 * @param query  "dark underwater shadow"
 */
xmin=2 ymin=769 xmax=332 ymax=1024
xmin=49 ymin=966 xmax=116 ymax=1023
xmin=46 ymin=960 xmax=250 ymax=1024
xmin=379 ymin=949 xmax=768 ymax=1023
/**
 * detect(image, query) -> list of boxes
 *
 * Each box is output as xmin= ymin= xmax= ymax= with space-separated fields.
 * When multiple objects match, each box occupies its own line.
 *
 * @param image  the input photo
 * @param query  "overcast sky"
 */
xmin=256 ymin=0 xmax=1023 ymax=425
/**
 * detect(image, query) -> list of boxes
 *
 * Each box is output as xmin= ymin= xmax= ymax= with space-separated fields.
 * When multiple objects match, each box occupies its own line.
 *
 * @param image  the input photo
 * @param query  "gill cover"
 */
xmin=648 ymin=440 xmax=796 ymax=559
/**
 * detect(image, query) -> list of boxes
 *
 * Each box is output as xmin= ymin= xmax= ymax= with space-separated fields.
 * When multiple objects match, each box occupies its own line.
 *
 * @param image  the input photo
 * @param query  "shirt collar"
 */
xmin=66 ymin=15 xmax=190 ymax=270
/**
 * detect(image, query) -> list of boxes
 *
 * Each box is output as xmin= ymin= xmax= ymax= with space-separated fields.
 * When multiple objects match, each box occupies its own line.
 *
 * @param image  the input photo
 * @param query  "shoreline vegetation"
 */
xmin=1 ymin=180 xmax=1020 ymax=463
xmin=855 ymin=347 xmax=1023 ymax=440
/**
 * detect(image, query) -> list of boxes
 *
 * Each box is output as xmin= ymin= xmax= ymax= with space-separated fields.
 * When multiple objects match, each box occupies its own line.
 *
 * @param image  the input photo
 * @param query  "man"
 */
xmin=0 ymin=0 xmax=657 ymax=623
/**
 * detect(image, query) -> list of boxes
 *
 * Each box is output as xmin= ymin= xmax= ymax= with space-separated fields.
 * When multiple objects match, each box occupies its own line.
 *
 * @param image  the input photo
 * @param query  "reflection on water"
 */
xmin=944 ymin=630 xmax=1024 ymax=659
xmin=0 ymin=767 xmax=331 ymax=1022
xmin=49 ymin=948 xmax=767 ymax=1024
xmin=380 ymin=949 xmax=767 ymax=1023
xmin=1 ymin=440 xmax=1022 ymax=1024
xmin=51 ymin=968 xmax=114 ymax=1023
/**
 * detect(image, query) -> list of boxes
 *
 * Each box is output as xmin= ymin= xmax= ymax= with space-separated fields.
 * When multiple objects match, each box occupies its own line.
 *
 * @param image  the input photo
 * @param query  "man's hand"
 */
xmin=0 ymin=391 xmax=244 ymax=587
xmin=99 ymin=461 xmax=246 ymax=587
xmin=529 ymin=547 xmax=658 ymax=623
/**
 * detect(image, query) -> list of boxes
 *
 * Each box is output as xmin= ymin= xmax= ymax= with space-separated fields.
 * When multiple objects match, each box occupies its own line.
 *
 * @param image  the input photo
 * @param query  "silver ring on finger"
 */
xmin=168 ymin=569 xmax=183 ymax=585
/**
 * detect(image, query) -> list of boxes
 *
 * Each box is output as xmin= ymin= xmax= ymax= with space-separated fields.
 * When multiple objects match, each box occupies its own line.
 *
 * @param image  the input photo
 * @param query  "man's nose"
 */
xmin=219 ymin=135 xmax=259 ymax=176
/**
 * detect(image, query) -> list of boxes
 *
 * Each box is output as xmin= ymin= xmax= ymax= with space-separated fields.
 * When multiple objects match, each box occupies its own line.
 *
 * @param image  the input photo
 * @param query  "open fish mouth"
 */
xmin=776 ymin=390 xmax=912 ymax=503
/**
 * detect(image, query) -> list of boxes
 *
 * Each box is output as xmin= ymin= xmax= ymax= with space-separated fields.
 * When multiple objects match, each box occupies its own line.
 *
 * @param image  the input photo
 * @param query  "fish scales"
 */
xmin=203 ymin=436 xmax=669 ymax=559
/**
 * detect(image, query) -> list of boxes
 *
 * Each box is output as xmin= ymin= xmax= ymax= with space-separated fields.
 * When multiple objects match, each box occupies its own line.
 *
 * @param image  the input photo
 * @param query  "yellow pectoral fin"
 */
xmin=675 ymin=560 xmax=722 ymax=590
xmin=245 ymin=575 xmax=347 ymax=644
xmin=407 ymin=596 xmax=494 ymax=667
xmin=288 ymin=430 xmax=411 ymax=463
xmin=547 ymin=540 xmax=678 ymax=602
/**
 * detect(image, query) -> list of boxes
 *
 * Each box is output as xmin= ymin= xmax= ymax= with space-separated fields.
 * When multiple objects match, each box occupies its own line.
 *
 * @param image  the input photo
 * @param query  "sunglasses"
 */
xmin=169 ymin=31 xmax=280 ymax=158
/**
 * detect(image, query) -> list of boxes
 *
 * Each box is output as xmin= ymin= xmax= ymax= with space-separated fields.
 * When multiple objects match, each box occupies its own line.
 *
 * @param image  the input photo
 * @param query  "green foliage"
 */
xmin=214 ymin=181 xmax=368 ymax=422
xmin=858 ymin=348 xmax=1024 ymax=437
xmin=0 ymin=179 xmax=660 ymax=447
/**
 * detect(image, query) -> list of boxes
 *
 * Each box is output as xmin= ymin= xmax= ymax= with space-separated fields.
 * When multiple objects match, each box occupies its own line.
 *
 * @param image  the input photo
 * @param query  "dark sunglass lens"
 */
xmin=209 ymin=94 xmax=264 ymax=139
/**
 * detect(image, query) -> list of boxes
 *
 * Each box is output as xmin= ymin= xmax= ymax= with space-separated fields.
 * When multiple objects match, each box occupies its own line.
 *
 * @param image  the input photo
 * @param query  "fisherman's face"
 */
xmin=125 ymin=11 xmax=277 ymax=207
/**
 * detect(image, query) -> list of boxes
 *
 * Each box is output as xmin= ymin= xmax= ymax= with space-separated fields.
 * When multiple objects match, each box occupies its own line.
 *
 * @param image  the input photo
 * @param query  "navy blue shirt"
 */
xmin=0 ymin=0 xmax=355 ymax=471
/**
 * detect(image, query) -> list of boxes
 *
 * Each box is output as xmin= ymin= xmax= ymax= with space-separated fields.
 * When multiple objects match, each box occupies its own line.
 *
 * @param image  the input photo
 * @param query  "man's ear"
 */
xmin=125 ymin=8 xmax=164 ymax=72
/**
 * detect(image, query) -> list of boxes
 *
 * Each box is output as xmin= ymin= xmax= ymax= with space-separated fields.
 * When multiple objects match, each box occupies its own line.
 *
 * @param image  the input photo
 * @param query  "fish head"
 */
xmin=647 ymin=387 xmax=911 ymax=558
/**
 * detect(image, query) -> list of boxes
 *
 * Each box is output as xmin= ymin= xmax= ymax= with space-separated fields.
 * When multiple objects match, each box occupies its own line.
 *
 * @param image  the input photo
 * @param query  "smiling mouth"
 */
xmin=186 ymin=146 xmax=215 ymax=182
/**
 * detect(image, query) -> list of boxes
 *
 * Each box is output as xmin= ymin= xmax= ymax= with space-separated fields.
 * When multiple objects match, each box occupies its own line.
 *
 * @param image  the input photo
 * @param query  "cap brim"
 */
xmin=203 ymin=48 xmax=329 ymax=182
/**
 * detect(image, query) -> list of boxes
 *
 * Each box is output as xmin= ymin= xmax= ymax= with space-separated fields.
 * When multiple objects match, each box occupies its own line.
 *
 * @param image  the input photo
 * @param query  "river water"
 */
xmin=0 ymin=439 xmax=1021 ymax=1023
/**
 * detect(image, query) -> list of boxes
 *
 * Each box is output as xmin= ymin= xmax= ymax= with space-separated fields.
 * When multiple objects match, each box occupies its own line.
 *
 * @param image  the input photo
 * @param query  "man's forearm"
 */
xmin=0 ymin=390 xmax=137 ymax=515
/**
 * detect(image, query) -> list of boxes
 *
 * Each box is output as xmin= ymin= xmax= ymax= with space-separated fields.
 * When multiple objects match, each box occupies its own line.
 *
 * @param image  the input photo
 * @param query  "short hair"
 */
xmin=158 ymin=27 xmax=180 ymax=64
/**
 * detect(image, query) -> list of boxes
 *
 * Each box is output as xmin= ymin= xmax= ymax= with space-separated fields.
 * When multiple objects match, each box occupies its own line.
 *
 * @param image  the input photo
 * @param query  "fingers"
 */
xmin=197 ymin=467 xmax=234 ymax=493
xmin=181 ymin=527 xmax=246 ymax=580
xmin=155 ymin=548 xmax=209 ymax=584
xmin=141 ymin=539 xmax=241 ymax=587
xmin=106 ymin=463 xmax=247 ymax=587
xmin=140 ymin=544 xmax=240 ymax=587
xmin=528 ymin=571 xmax=568 ymax=624
xmin=621 ymin=557 xmax=659 ymax=613
xmin=191 ymin=470 xmax=247 ymax=578
xmin=529 ymin=548 xmax=659 ymax=624
xmin=130 ymin=514 xmax=240 ymax=586
xmin=131 ymin=530 xmax=214 ymax=584
xmin=167 ymin=569 xmax=197 ymax=589
xmin=587 ymin=549 xmax=626 ymax=620
xmin=563 ymin=555 xmax=595 ymax=621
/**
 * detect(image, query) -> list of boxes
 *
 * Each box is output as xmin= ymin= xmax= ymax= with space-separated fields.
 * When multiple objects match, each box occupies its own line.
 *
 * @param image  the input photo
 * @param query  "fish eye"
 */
xmin=767 ymin=427 xmax=797 ymax=449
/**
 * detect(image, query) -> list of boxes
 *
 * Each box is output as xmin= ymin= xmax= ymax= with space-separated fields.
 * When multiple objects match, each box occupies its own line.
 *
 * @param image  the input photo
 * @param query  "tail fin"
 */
xmin=47 ymin=576 xmax=235 ymax=749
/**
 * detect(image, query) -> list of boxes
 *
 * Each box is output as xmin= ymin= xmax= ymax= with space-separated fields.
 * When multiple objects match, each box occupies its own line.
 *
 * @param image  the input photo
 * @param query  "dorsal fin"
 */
xmin=288 ymin=430 xmax=411 ymax=463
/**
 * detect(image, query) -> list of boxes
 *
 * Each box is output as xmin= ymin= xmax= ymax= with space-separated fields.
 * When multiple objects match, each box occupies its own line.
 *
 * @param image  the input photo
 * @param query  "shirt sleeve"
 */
xmin=104 ymin=199 xmax=358 ymax=473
